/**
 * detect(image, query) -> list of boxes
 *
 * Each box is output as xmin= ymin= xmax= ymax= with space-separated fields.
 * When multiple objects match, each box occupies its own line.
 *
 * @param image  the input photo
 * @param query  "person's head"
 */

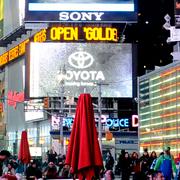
xmin=132 ymin=152 xmax=138 ymax=159
xmin=164 ymin=147 xmax=170 ymax=155
xmin=151 ymin=151 xmax=157 ymax=158
xmin=153 ymin=171 xmax=165 ymax=180
xmin=48 ymin=162 xmax=55 ymax=168
xmin=0 ymin=150 xmax=11 ymax=161
xmin=30 ymin=160 xmax=37 ymax=168
xmin=121 ymin=149 xmax=125 ymax=155
xmin=7 ymin=162 xmax=14 ymax=169
xmin=143 ymin=148 xmax=149 ymax=156
xmin=125 ymin=152 xmax=129 ymax=158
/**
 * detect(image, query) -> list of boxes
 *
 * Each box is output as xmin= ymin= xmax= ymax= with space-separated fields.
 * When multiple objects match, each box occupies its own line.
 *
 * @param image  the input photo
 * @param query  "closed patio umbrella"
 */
xmin=18 ymin=130 xmax=31 ymax=164
xmin=65 ymin=94 xmax=103 ymax=180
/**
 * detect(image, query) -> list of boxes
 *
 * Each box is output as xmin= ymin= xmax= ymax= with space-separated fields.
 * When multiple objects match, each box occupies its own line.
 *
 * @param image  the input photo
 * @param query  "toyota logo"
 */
xmin=68 ymin=51 xmax=94 ymax=69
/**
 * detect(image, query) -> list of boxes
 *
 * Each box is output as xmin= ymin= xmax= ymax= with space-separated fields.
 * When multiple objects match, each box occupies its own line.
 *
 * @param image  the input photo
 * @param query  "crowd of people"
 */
xmin=0 ymin=147 xmax=179 ymax=180
xmin=105 ymin=147 xmax=179 ymax=180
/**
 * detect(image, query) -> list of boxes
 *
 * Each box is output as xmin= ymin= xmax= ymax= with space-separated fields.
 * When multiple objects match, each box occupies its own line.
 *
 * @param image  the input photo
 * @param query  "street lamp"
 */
xmin=57 ymin=65 xmax=66 ymax=155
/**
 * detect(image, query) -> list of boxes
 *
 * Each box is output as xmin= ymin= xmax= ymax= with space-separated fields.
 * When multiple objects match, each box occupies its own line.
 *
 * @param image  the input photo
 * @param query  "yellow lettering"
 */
xmin=64 ymin=27 xmax=78 ymax=40
xmin=19 ymin=39 xmax=29 ymax=56
xmin=34 ymin=29 xmax=46 ymax=42
xmin=83 ymin=27 xmax=118 ymax=42
xmin=50 ymin=27 xmax=78 ymax=41
xmin=9 ymin=46 xmax=19 ymax=61
xmin=0 ymin=52 xmax=8 ymax=67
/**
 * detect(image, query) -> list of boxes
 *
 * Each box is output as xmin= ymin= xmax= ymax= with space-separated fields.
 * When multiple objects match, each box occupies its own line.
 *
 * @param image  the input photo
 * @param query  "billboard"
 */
xmin=26 ymin=43 xmax=133 ymax=98
xmin=25 ymin=0 xmax=137 ymax=23
xmin=0 ymin=0 xmax=3 ymax=38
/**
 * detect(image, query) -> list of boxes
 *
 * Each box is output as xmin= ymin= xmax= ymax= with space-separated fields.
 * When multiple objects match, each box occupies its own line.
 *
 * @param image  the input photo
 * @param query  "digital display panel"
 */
xmin=27 ymin=43 xmax=132 ymax=98
xmin=25 ymin=0 xmax=137 ymax=23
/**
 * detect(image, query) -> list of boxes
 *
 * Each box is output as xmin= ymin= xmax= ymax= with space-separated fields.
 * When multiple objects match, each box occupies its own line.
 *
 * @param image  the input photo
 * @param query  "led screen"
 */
xmin=176 ymin=0 xmax=180 ymax=27
xmin=25 ymin=0 xmax=137 ymax=22
xmin=27 ymin=43 xmax=132 ymax=98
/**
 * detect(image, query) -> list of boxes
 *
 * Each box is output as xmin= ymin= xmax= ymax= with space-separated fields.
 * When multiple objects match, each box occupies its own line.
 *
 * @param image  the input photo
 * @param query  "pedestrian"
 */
xmin=43 ymin=161 xmax=58 ymax=179
xmin=25 ymin=160 xmax=42 ymax=180
xmin=46 ymin=147 xmax=57 ymax=164
xmin=131 ymin=152 xmax=141 ymax=180
xmin=117 ymin=149 xmax=126 ymax=176
xmin=139 ymin=148 xmax=150 ymax=180
xmin=0 ymin=150 xmax=11 ymax=177
xmin=154 ymin=147 xmax=177 ymax=180
xmin=3 ymin=162 xmax=16 ymax=176
xmin=121 ymin=152 xmax=131 ymax=180
xmin=105 ymin=151 xmax=114 ymax=171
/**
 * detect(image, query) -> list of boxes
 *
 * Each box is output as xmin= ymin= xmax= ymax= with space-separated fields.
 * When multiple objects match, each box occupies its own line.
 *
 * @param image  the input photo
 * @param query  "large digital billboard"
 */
xmin=26 ymin=43 xmax=133 ymax=98
xmin=25 ymin=0 xmax=137 ymax=23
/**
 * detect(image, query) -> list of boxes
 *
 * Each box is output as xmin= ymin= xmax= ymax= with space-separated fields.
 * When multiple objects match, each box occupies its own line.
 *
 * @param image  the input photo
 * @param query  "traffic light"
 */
xmin=43 ymin=97 xmax=49 ymax=108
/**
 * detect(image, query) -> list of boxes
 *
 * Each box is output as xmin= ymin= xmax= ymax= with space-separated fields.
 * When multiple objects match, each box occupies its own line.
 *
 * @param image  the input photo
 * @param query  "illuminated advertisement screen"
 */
xmin=26 ymin=43 xmax=132 ymax=98
xmin=176 ymin=0 xmax=180 ymax=27
xmin=25 ymin=0 xmax=137 ymax=23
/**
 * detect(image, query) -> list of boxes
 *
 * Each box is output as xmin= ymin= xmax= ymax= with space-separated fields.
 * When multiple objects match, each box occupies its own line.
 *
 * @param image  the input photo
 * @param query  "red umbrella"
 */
xmin=18 ymin=130 xmax=31 ymax=164
xmin=65 ymin=94 xmax=103 ymax=180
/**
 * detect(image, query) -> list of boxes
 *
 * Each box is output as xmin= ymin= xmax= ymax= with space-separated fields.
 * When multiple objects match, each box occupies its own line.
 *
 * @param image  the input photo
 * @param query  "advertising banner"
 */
xmin=0 ymin=0 xmax=3 ymax=38
xmin=26 ymin=43 xmax=133 ymax=98
xmin=25 ymin=0 xmax=137 ymax=23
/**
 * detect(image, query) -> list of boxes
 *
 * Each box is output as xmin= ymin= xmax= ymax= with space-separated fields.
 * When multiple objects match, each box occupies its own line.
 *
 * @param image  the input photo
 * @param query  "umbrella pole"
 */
xmin=98 ymin=83 xmax=102 ymax=153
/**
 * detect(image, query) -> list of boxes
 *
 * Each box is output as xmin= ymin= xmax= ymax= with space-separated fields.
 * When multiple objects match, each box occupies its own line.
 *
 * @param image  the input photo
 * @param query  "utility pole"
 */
xmin=98 ymin=83 xmax=102 ymax=152
xmin=97 ymin=82 xmax=108 ymax=153
xmin=58 ymin=65 xmax=66 ymax=155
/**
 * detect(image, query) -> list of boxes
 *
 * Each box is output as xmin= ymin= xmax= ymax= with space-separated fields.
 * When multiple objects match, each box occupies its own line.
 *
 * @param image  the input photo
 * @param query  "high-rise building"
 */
xmin=139 ymin=61 xmax=180 ymax=157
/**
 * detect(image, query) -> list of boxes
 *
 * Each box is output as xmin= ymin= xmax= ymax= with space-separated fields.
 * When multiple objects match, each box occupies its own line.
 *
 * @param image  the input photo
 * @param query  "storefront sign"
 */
xmin=7 ymin=91 xmax=24 ymax=109
xmin=51 ymin=115 xmax=139 ymax=129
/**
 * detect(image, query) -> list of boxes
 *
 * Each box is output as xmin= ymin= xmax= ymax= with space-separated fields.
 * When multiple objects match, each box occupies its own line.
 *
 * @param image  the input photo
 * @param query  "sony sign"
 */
xmin=59 ymin=12 xmax=104 ymax=21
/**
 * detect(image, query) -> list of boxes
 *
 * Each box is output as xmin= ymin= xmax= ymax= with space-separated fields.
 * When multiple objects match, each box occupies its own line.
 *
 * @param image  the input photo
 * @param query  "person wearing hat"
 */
xmin=154 ymin=147 xmax=177 ymax=180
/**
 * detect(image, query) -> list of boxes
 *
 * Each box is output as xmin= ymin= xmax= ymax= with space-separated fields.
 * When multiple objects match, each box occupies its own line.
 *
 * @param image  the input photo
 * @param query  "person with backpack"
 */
xmin=154 ymin=147 xmax=177 ymax=180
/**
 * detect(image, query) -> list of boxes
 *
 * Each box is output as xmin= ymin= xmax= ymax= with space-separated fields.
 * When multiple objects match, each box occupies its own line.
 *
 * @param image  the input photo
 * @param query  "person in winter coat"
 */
xmin=154 ymin=147 xmax=177 ymax=180
xmin=139 ymin=148 xmax=150 ymax=180
xmin=25 ymin=160 xmax=42 ymax=180
xmin=121 ymin=152 xmax=131 ymax=180
xmin=131 ymin=152 xmax=141 ymax=180
xmin=43 ymin=162 xmax=58 ymax=179
xmin=105 ymin=151 xmax=114 ymax=171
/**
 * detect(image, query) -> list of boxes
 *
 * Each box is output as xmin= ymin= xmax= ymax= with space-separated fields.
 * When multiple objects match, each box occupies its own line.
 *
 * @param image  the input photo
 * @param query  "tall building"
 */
xmin=139 ymin=61 xmax=180 ymax=157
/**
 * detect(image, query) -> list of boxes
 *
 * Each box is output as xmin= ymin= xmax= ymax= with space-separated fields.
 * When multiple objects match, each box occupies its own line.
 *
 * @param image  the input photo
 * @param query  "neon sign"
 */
xmin=106 ymin=118 xmax=129 ymax=127
xmin=51 ymin=115 xmax=139 ymax=129
xmin=0 ymin=39 xmax=29 ymax=67
xmin=7 ymin=91 xmax=24 ymax=109
xmin=49 ymin=26 xmax=118 ymax=42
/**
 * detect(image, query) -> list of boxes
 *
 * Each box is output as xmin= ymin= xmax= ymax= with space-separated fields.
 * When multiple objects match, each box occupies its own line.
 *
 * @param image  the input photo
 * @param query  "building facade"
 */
xmin=139 ymin=61 xmax=180 ymax=157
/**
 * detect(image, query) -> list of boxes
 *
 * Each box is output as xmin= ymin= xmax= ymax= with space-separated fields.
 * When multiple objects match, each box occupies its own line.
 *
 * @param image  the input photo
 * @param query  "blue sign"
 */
xmin=25 ymin=0 xmax=137 ymax=23
xmin=63 ymin=117 xmax=130 ymax=128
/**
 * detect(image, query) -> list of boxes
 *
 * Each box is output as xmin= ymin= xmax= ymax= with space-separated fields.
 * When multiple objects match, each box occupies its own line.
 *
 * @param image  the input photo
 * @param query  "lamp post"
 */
xmin=57 ymin=65 xmax=66 ymax=155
